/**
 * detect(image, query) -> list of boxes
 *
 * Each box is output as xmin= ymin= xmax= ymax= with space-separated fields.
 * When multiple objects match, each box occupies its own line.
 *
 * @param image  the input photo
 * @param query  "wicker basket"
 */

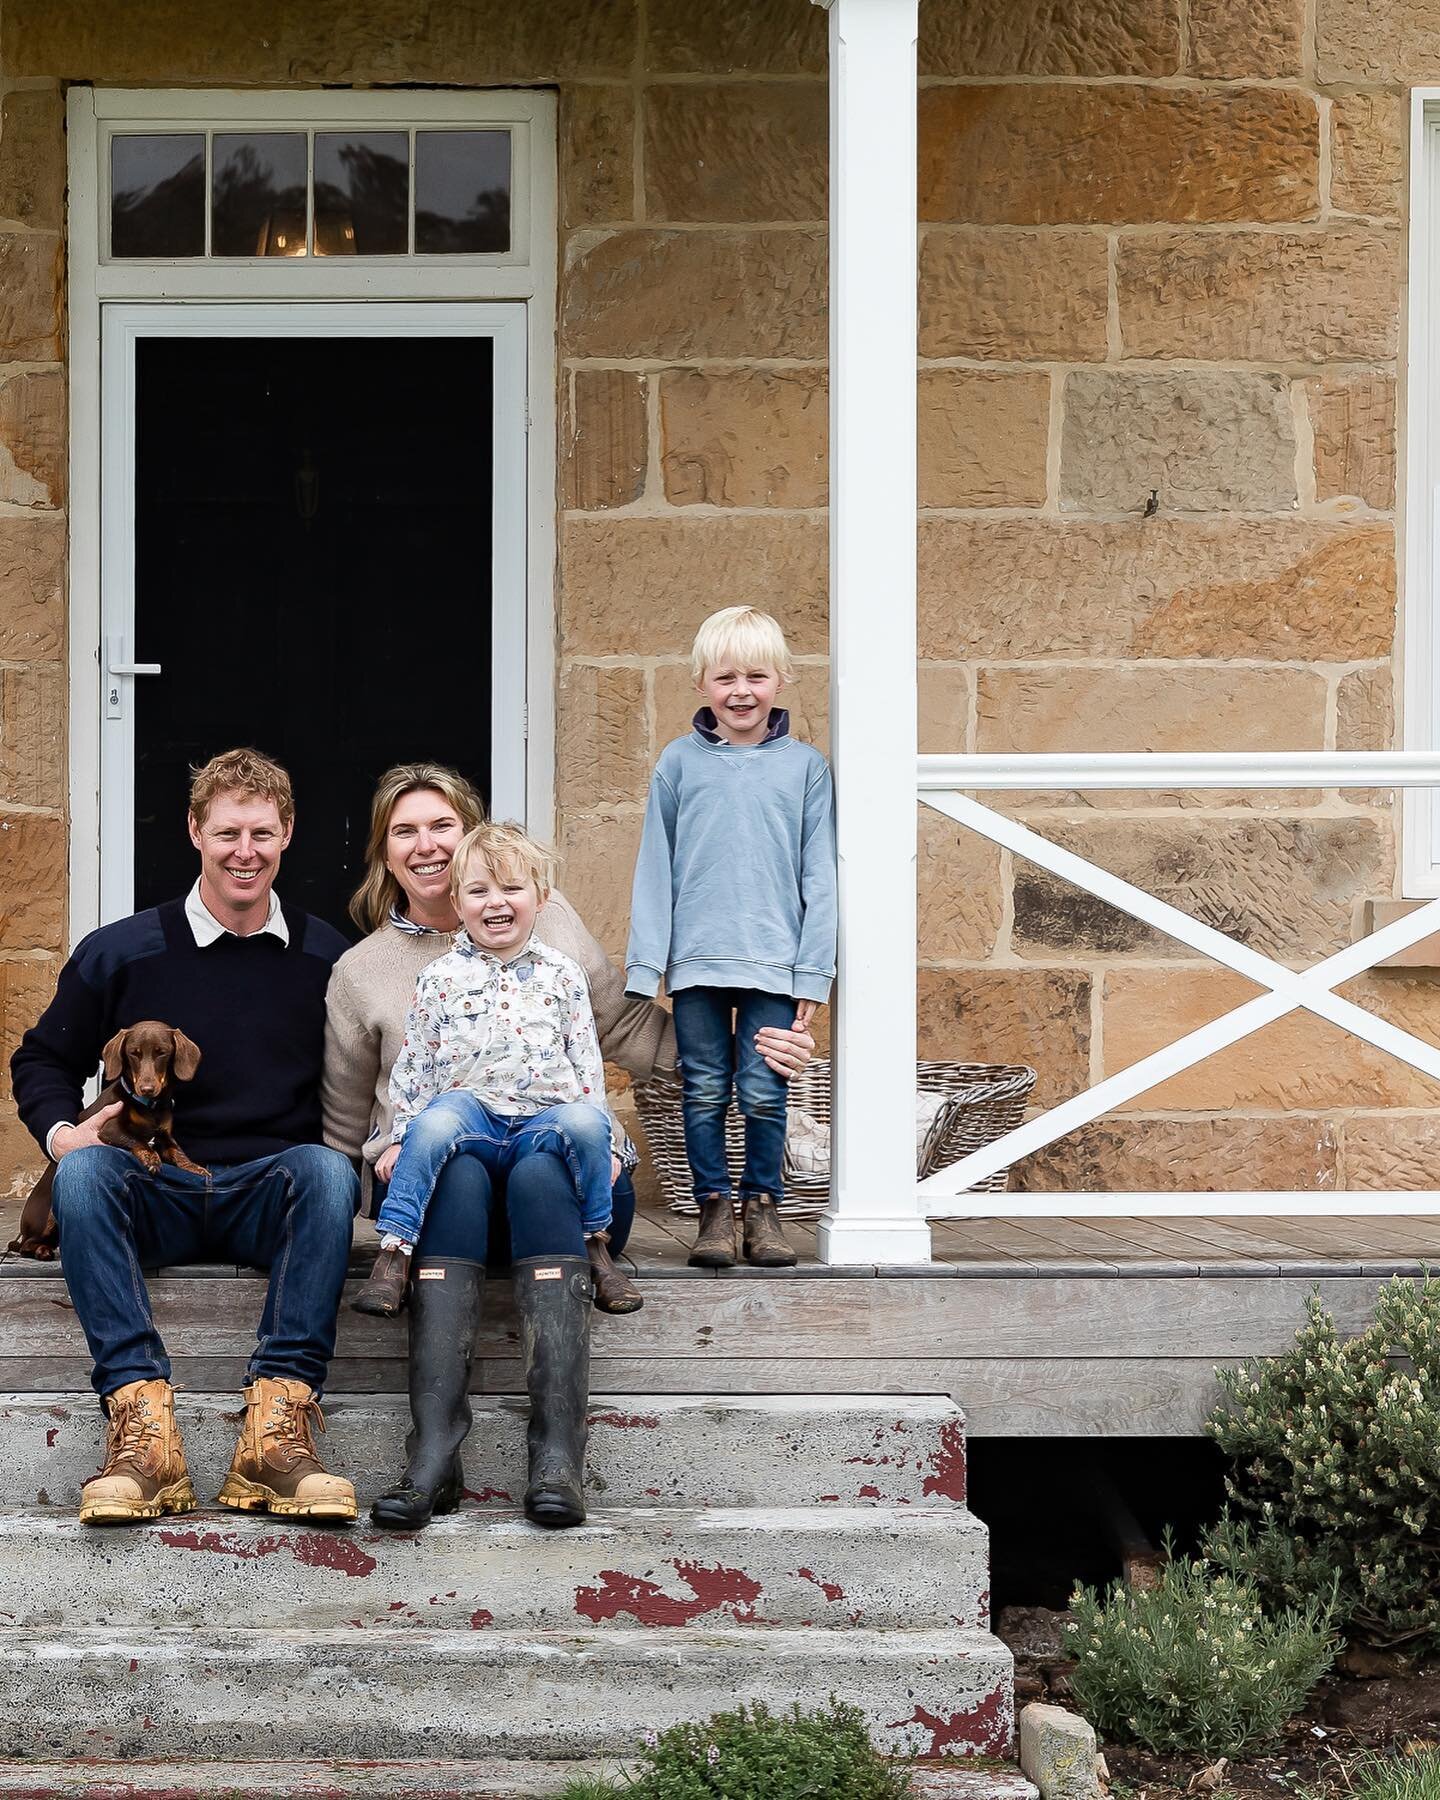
xmin=633 ymin=1057 xmax=1037 ymax=1219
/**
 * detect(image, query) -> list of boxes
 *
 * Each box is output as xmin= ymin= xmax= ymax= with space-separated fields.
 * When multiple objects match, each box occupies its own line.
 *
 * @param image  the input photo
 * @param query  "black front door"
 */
xmin=132 ymin=333 xmax=495 ymax=935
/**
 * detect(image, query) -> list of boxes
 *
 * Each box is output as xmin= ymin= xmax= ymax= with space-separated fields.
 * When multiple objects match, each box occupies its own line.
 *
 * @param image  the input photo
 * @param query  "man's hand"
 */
xmin=50 ymin=1104 xmax=124 ymax=1161
xmin=754 ymin=1014 xmax=818 ymax=1082
xmin=375 ymin=1143 xmax=401 ymax=1183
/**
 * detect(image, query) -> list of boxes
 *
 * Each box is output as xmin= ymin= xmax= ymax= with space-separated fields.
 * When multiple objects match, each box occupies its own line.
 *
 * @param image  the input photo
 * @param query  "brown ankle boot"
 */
xmin=689 ymin=1193 xmax=739 ymax=1268
xmin=79 ymin=1379 xmax=197 ymax=1526
xmin=216 ymin=1377 xmax=358 ymax=1521
xmin=587 ymin=1232 xmax=643 ymax=1314
xmin=742 ymin=1194 xmax=797 ymax=1268
xmin=351 ymin=1244 xmax=410 ymax=1317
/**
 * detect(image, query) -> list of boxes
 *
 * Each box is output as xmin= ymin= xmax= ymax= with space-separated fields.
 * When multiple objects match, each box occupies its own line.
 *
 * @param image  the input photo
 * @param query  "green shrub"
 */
xmin=620 ymin=1700 xmax=912 ymax=1800
xmin=1205 ymin=1274 xmax=1440 ymax=1649
xmin=554 ymin=1780 xmax=626 ymax=1800
xmin=1344 ymin=1749 xmax=1440 ymax=1800
xmin=1063 ymin=1550 xmax=1339 ymax=1755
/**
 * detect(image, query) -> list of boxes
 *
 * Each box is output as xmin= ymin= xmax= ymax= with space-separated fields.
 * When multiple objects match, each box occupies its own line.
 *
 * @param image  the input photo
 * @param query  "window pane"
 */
xmin=314 ymin=132 xmax=407 ymax=256
xmin=111 ymin=135 xmax=204 ymax=257
xmin=212 ymin=133 xmax=307 ymax=257
xmin=415 ymin=130 xmax=511 ymax=254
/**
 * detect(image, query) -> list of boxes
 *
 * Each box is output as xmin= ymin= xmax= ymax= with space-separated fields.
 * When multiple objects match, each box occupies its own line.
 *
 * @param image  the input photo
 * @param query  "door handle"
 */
xmin=106 ymin=661 xmax=162 ymax=676
xmin=104 ymin=635 xmax=163 ymax=720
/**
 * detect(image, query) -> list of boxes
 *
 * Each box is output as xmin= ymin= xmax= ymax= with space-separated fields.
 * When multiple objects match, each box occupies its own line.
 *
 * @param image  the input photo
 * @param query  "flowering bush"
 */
xmin=1063 ymin=1550 xmax=1338 ymax=1755
xmin=1205 ymin=1274 xmax=1440 ymax=1649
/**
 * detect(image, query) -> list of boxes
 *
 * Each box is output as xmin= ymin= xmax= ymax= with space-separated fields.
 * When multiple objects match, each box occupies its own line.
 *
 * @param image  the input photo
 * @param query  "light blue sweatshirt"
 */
xmin=624 ymin=709 xmax=837 ymax=1004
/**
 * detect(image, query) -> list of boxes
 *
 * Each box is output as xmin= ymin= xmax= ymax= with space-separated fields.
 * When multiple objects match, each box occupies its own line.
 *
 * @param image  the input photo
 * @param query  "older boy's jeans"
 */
xmin=379 ymin=1091 xmax=614 ymax=1245
xmin=672 ymin=987 xmax=795 ymax=1203
xmin=50 ymin=1142 xmax=358 ymax=1401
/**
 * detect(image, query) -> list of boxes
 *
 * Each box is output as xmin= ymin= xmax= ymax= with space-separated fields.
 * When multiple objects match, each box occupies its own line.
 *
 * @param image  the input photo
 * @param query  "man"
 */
xmin=11 ymin=748 xmax=359 ymax=1526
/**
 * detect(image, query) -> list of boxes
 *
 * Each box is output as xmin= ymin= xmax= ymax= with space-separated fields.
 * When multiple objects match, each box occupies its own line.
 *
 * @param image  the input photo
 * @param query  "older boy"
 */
xmin=625 ymin=606 xmax=837 ymax=1268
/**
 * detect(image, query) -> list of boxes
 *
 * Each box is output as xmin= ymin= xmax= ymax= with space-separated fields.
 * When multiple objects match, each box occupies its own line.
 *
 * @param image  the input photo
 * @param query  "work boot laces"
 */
xmin=261 ymin=1388 xmax=326 ymax=1473
xmin=103 ymin=1393 xmax=165 ymax=1479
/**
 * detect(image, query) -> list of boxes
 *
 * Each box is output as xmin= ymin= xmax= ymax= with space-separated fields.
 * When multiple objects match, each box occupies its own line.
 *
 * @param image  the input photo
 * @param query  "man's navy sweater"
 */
xmin=11 ymin=898 xmax=349 ymax=1166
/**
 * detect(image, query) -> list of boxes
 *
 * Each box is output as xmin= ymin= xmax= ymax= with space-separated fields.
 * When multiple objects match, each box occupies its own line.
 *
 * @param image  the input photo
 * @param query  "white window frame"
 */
xmin=66 ymin=87 xmax=557 ymax=944
xmin=1404 ymin=93 xmax=1440 ymax=895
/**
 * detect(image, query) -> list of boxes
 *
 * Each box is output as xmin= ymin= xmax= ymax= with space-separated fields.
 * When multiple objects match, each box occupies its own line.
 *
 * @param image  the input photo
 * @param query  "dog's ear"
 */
xmin=170 ymin=1031 xmax=201 ymax=1082
xmin=101 ymin=1030 xmax=128 ymax=1081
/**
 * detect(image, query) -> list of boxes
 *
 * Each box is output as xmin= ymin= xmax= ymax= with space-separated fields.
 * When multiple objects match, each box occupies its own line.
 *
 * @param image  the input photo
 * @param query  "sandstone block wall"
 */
xmin=0 ymin=0 xmax=1425 ymax=1196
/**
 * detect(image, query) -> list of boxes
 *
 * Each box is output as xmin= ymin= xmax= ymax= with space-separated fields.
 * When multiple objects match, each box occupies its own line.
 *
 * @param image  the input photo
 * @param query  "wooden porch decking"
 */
xmin=1 ymin=1196 xmax=1435 ymax=1437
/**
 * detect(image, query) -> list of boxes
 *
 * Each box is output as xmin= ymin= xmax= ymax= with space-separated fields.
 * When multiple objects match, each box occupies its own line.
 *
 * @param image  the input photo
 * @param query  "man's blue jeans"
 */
xmin=671 ymin=987 xmax=795 ymax=1203
xmin=50 ymin=1142 xmax=358 ymax=1401
xmin=379 ymin=1091 xmax=613 ymax=1245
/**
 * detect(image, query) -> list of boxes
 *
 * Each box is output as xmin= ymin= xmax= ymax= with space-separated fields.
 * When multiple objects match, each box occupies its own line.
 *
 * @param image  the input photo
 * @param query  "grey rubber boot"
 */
xmin=371 ymin=1257 xmax=485 ymax=1530
xmin=513 ymin=1254 xmax=593 ymax=1529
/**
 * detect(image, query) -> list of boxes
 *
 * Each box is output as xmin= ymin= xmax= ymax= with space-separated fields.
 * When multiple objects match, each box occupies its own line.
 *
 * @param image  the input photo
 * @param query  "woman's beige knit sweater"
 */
xmin=322 ymin=890 xmax=677 ymax=1187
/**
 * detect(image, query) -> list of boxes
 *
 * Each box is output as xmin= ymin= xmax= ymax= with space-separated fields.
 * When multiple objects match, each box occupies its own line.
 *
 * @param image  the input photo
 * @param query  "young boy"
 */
xmin=353 ymin=821 xmax=622 ymax=1316
xmin=625 ymin=606 xmax=836 ymax=1269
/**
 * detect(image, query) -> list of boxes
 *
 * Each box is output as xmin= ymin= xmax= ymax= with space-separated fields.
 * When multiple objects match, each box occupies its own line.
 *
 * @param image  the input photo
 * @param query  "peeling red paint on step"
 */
xmin=155 ymin=1526 xmax=376 ymax=1577
xmin=44 ymin=1428 xmax=58 ymax=1447
xmin=795 ymin=1566 xmax=846 ymax=1602
xmin=575 ymin=1558 xmax=768 ymax=1626
xmin=462 ymin=1485 xmax=512 ymax=1503
xmin=922 ymin=1419 xmax=968 ymax=1502
xmin=889 ymin=1691 xmax=1011 ymax=1757
xmin=290 ymin=1534 xmax=377 ymax=1577
xmin=470 ymin=1607 xmax=494 ymax=1628
xmin=589 ymin=1408 xmax=660 ymax=1429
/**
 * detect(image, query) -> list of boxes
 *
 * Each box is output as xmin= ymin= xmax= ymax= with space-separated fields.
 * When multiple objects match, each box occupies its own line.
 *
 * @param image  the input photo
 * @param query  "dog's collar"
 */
xmin=119 ymin=1075 xmax=163 ymax=1113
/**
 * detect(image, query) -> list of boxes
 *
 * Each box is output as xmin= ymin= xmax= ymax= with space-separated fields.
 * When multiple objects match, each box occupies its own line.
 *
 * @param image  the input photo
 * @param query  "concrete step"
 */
xmin=0 ymin=1502 xmax=989 ymax=1633
xmin=0 ymin=1391 xmax=969 ymax=1510
xmin=0 ymin=1624 xmax=1014 ymax=1760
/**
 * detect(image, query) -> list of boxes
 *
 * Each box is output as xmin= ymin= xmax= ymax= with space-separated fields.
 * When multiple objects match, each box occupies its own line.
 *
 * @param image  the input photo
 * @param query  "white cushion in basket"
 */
xmin=783 ymin=1090 xmax=948 ymax=1179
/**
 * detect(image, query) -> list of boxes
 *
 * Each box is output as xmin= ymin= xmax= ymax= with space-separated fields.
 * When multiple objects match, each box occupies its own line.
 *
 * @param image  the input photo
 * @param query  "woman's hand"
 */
xmin=754 ymin=1012 xmax=818 ymax=1082
xmin=375 ymin=1143 xmax=401 ymax=1183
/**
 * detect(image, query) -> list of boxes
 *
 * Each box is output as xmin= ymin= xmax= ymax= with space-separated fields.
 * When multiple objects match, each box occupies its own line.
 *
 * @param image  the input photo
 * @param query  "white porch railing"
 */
xmin=917 ymin=751 xmax=1440 ymax=1220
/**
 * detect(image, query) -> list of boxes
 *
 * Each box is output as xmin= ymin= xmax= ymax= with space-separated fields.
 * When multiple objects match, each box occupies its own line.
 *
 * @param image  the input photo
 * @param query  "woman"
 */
xmin=323 ymin=763 xmax=813 ymax=1531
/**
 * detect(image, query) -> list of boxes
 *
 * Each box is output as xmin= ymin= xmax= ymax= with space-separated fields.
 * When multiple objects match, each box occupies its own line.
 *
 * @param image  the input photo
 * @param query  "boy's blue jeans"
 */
xmin=50 ymin=1142 xmax=358 ymax=1400
xmin=378 ymin=1091 xmax=614 ymax=1245
xmin=671 ymin=987 xmax=795 ymax=1203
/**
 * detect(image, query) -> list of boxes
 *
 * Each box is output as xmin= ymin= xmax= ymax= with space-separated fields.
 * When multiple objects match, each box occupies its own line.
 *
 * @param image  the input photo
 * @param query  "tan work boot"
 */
xmin=79 ymin=1379 xmax=197 ymax=1527
xmin=216 ymin=1377 xmax=358 ymax=1521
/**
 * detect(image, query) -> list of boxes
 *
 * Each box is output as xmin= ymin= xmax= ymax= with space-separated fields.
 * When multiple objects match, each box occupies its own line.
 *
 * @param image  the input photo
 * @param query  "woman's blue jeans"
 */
xmin=404 ymin=1151 xmax=637 ymax=1265
xmin=671 ymin=986 xmax=795 ymax=1203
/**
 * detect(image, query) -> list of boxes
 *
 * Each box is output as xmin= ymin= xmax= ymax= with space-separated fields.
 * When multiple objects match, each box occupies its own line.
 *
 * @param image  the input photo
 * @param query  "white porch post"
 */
xmin=814 ymin=0 xmax=933 ymax=1265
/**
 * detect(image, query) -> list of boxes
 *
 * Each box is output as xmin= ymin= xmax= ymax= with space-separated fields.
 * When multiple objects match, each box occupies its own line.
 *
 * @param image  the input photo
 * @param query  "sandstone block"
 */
xmin=556 ymin=808 xmax=645 ymax=962
xmin=0 ymin=235 xmax=60 ymax=362
xmin=0 ymin=956 xmax=58 ymax=1100
xmin=556 ymin=665 xmax=649 ymax=810
xmin=1187 ymin=0 xmax=1304 ymax=76
xmin=918 ymin=808 xmax=1004 ymax=962
xmin=644 ymin=83 xmax=826 ymax=223
xmin=1013 ymin=1114 xmax=1339 ymax=1193
xmin=653 ymin=660 xmax=830 ymax=754
xmin=1101 ymin=968 xmax=1440 ymax=1110
xmin=0 ymin=1104 xmax=45 ymax=1191
xmin=561 ymin=86 xmax=635 ymax=228
xmin=919 ymin=86 xmax=1318 ymax=225
xmin=1337 ymin=663 xmax=1394 ymax=807
xmin=562 ymin=230 xmax=825 ymax=360
xmin=0 ymin=665 xmax=64 ymax=812
xmin=920 ymin=228 xmax=1109 ymax=361
xmin=920 ymin=0 xmax=1179 ymax=76
xmin=0 ymin=516 xmax=65 ymax=661
xmin=1332 ymin=94 xmax=1405 ymax=218
xmin=3 ymin=0 xmax=636 ymax=82
xmin=1117 ymin=227 xmax=1400 ymax=362
xmin=916 ymin=968 xmax=1091 ymax=1105
xmin=1316 ymin=0 xmax=1438 ymax=86
xmin=0 ymin=89 xmax=64 ymax=229
xmin=919 ymin=664 xmax=973 ymax=755
xmin=1020 ymin=1703 xmax=1101 ymax=1800
xmin=1061 ymin=371 xmax=1297 ymax=514
xmin=565 ymin=370 xmax=647 ymax=512
xmin=561 ymin=515 xmax=826 ymax=657
xmin=645 ymin=0 xmax=826 ymax=74
xmin=1010 ymin=816 xmax=1389 ymax=961
xmin=1306 ymin=373 xmax=1395 ymax=510
xmin=660 ymin=368 xmax=826 ymax=509
xmin=919 ymin=518 xmax=1394 ymax=662
xmin=0 ymin=369 xmax=65 ymax=512
xmin=0 ymin=814 xmax=65 ymax=952
xmin=919 ymin=370 xmax=1049 ymax=509
xmin=1344 ymin=1115 xmax=1440 ymax=1189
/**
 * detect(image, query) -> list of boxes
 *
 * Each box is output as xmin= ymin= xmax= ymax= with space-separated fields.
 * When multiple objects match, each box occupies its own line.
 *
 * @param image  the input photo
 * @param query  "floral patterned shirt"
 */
xmin=388 ymin=931 xmax=620 ymax=1154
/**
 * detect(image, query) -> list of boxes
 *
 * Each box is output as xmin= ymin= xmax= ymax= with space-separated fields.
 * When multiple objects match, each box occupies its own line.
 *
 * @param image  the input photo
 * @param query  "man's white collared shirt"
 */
xmin=184 ymin=879 xmax=290 ymax=948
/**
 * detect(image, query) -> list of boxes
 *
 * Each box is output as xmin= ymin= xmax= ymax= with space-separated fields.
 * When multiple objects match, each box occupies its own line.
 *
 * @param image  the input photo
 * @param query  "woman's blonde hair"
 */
xmin=349 ymin=762 xmax=486 ymax=934
xmin=690 ymin=604 xmax=795 ymax=685
xmin=451 ymin=821 xmax=557 ymax=904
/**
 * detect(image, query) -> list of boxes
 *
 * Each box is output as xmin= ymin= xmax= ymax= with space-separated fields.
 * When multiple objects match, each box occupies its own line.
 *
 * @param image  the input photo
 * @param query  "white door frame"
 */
xmin=96 ymin=301 xmax=529 ymax=926
xmin=66 ymin=86 xmax=557 ymax=944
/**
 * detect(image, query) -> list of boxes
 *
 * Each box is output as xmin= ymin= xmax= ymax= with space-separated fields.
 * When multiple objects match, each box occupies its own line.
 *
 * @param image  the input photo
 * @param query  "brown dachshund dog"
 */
xmin=9 ymin=1021 xmax=207 ymax=1261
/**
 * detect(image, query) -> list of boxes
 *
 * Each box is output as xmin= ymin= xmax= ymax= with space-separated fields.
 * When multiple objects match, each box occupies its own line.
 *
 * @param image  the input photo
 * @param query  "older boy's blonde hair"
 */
xmin=689 ymin=605 xmax=795 ymax=685
xmin=450 ymin=821 xmax=557 ymax=904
